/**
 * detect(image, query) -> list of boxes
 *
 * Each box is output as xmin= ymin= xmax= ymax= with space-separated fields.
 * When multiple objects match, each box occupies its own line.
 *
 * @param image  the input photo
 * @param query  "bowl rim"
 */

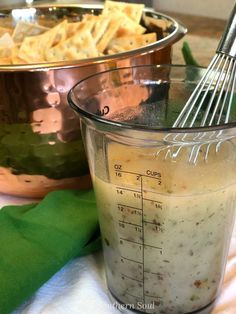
xmin=68 ymin=64 xmax=236 ymax=133
xmin=0 ymin=3 xmax=187 ymax=72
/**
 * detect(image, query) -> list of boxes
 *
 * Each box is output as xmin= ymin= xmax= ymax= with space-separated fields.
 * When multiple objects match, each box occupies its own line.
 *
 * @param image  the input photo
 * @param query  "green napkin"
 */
xmin=0 ymin=189 xmax=101 ymax=314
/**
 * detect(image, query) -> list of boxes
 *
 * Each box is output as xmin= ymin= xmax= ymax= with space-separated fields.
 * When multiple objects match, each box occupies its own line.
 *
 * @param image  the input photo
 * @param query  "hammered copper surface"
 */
xmin=0 ymin=4 xmax=186 ymax=197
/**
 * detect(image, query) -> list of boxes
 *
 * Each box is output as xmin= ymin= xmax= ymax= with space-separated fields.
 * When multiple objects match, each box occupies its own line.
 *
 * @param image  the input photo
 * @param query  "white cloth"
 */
xmin=0 ymin=194 xmax=235 ymax=314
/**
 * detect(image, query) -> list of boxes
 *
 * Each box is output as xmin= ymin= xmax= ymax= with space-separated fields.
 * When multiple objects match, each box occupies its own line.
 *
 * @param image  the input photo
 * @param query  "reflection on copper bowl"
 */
xmin=0 ymin=4 xmax=187 ymax=198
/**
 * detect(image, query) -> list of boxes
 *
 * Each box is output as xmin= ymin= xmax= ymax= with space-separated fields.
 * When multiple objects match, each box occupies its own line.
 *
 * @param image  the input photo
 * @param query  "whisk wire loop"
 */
xmin=223 ymin=58 xmax=236 ymax=123
xmin=201 ymin=54 xmax=229 ymax=126
xmin=207 ymin=55 xmax=232 ymax=126
xmin=172 ymin=55 xmax=218 ymax=128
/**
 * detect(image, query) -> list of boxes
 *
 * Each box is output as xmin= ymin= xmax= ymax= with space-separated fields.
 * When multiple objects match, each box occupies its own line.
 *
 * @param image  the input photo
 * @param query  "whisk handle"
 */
xmin=217 ymin=3 xmax=236 ymax=58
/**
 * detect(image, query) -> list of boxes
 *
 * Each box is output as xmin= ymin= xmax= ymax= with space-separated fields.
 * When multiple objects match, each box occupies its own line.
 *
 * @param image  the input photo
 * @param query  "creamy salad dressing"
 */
xmin=92 ymin=142 xmax=236 ymax=313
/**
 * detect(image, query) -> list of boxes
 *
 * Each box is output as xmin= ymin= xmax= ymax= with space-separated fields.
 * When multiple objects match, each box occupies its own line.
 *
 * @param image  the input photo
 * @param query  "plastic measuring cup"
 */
xmin=68 ymin=65 xmax=236 ymax=314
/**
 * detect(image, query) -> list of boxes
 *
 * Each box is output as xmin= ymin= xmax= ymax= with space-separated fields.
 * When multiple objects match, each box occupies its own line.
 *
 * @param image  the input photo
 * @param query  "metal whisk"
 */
xmin=174 ymin=4 xmax=236 ymax=128
xmin=164 ymin=4 xmax=236 ymax=163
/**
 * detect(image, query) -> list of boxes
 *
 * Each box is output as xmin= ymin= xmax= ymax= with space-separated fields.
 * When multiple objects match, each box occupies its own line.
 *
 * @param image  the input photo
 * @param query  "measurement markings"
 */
xmin=143 ymin=220 xmax=162 ymax=226
xmin=121 ymin=256 xmax=143 ymax=265
xmin=118 ymin=203 xmax=142 ymax=211
xmin=126 ymin=292 xmax=141 ymax=299
xmin=144 ymin=243 xmax=163 ymax=250
xmin=120 ymin=238 xmax=142 ymax=246
xmin=119 ymin=220 xmax=142 ymax=228
xmin=144 ymin=271 xmax=163 ymax=276
xmin=116 ymin=186 xmax=141 ymax=193
xmin=115 ymin=169 xmax=161 ymax=180
xmin=121 ymin=273 xmax=143 ymax=283
xmin=140 ymin=176 xmax=145 ymax=305
xmin=144 ymin=294 xmax=162 ymax=299
xmin=142 ymin=198 xmax=163 ymax=204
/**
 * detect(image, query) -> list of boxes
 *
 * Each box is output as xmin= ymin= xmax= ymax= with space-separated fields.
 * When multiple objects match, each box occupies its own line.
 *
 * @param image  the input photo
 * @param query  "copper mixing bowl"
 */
xmin=0 ymin=4 xmax=187 ymax=198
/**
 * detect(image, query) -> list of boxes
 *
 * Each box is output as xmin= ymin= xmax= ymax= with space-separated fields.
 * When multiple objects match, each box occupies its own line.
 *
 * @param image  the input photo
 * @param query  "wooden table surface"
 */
xmin=162 ymin=11 xmax=226 ymax=67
